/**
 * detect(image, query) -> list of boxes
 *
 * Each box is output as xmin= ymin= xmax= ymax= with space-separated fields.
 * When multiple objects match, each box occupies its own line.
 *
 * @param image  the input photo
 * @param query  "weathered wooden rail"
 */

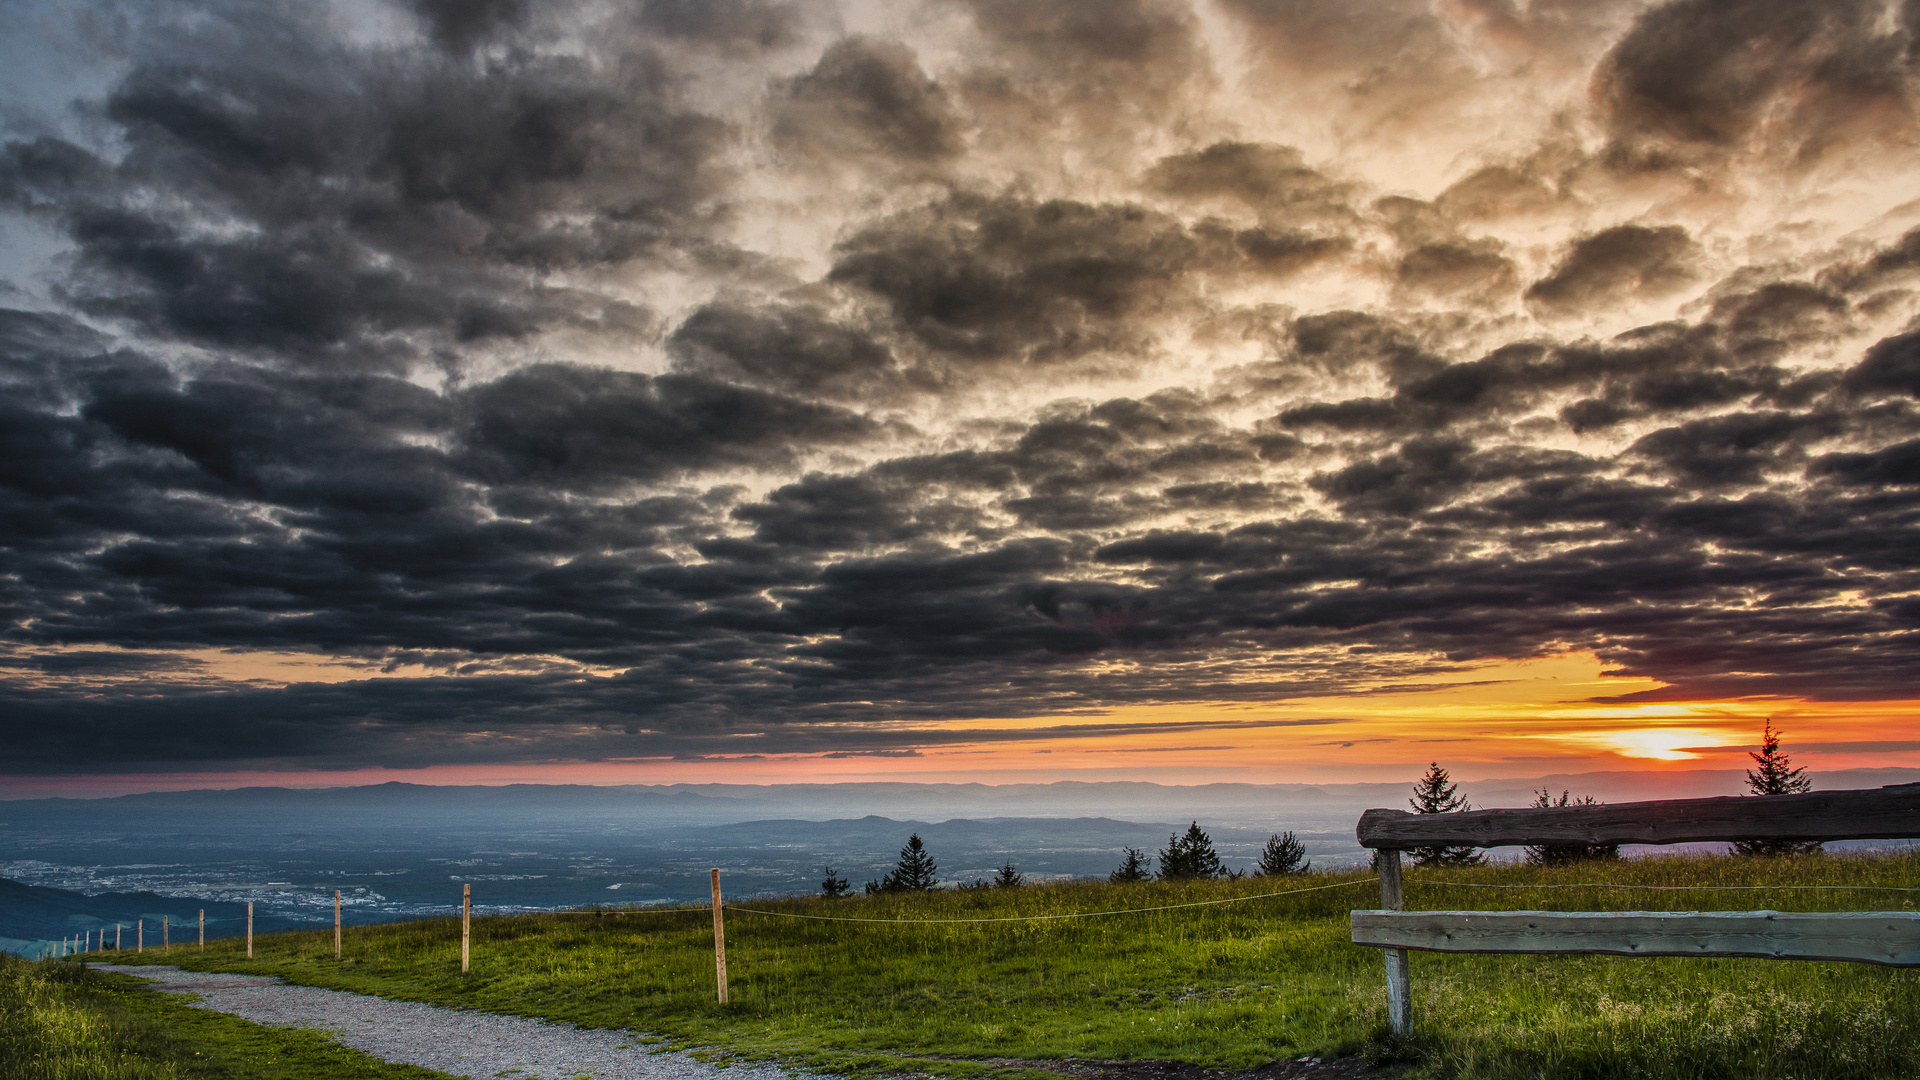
xmin=1350 ymin=782 xmax=1920 ymax=1036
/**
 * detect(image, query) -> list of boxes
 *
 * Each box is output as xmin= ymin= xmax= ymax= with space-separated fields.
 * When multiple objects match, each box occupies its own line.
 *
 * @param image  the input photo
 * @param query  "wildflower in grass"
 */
xmin=1108 ymin=847 xmax=1151 ymax=883
xmin=1524 ymin=789 xmax=1620 ymax=865
xmin=1408 ymin=761 xmax=1483 ymax=867
xmin=867 ymin=833 xmax=939 ymax=893
xmin=1735 ymin=720 xmax=1821 ymax=856
xmin=1157 ymin=822 xmax=1224 ymax=880
xmin=1255 ymin=831 xmax=1311 ymax=875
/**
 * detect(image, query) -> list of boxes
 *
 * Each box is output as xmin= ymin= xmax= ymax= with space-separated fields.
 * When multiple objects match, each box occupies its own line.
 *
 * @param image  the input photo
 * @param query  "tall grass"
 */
xmin=0 ymin=954 xmax=182 ymax=1080
xmin=109 ymin=851 xmax=1920 ymax=1079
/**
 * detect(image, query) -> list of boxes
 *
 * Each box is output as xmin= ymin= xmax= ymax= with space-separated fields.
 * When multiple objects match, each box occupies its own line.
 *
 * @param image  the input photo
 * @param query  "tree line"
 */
xmin=819 ymin=722 xmax=1818 ymax=895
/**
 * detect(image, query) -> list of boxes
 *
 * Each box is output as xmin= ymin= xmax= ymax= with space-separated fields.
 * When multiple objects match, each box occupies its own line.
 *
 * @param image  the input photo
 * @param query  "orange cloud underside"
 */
xmin=12 ymin=651 xmax=1913 ymax=798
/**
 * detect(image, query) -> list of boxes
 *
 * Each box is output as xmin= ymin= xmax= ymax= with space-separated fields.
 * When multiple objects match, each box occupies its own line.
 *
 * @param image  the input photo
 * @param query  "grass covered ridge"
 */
xmin=106 ymin=852 xmax=1920 ymax=1080
xmin=0 ymin=952 xmax=451 ymax=1080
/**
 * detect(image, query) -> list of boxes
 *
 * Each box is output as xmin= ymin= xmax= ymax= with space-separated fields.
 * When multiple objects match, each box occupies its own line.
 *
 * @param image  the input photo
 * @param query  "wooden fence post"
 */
xmin=163 ymin=915 xmax=169 ymax=952
xmin=115 ymin=924 xmax=121 ymax=950
xmin=462 ymin=884 xmax=471 ymax=973
xmin=335 ymin=890 xmax=342 ymax=960
xmin=247 ymin=902 xmax=253 ymax=958
xmin=1379 ymin=849 xmax=1411 ymax=1037
xmin=711 ymin=868 xmax=728 ymax=1004
xmin=199 ymin=909 xmax=204 ymax=951
xmin=137 ymin=919 xmax=143 ymax=954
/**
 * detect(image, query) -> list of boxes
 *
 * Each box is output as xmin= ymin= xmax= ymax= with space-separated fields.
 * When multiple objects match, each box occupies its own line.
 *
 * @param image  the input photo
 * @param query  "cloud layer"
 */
xmin=2 ymin=0 xmax=1917 ymax=771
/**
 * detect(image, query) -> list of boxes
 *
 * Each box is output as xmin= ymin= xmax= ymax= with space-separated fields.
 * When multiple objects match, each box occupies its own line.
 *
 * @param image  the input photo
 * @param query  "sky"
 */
xmin=1 ymin=0 xmax=1917 ymax=796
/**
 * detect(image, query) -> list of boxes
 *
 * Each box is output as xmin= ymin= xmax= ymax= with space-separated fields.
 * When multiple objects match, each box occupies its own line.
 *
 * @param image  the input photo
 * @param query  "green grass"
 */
xmin=102 ymin=852 xmax=1920 ymax=1080
xmin=0 ymin=951 xmax=451 ymax=1080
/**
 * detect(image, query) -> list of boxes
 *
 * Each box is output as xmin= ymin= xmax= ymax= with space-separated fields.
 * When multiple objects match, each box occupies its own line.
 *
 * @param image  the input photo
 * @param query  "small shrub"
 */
xmin=1108 ymin=847 xmax=1150 ymax=883
xmin=1735 ymin=720 xmax=1821 ymax=857
xmin=1255 ymin=831 xmax=1311 ymax=875
xmin=1408 ymin=762 xmax=1483 ymax=868
xmin=1157 ymin=822 xmax=1224 ymax=880
xmin=867 ymin=833 xmax=939 ymax=893
xmin=819 ymin=865 xmax=850 ymax=897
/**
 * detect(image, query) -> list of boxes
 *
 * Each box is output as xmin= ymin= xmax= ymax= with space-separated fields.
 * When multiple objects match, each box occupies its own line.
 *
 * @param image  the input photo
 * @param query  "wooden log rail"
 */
xmin=1352 ymin=910 xmax=1920 ymax=966
xmin=1350 ymin=782 xmax=1920 ymax=1037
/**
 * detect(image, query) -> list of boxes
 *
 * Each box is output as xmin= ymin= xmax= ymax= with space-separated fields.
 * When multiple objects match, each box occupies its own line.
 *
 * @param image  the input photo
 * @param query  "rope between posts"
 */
xmin=1411 ymin=879 xmax=1920 ymax=892
xmin=720 ymin=875 xmax=1380 ymax=924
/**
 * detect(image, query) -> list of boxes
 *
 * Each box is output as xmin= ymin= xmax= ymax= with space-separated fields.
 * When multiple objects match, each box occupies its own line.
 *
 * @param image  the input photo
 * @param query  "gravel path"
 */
xmin=92 ymin=964 xmax=823 ymax=1080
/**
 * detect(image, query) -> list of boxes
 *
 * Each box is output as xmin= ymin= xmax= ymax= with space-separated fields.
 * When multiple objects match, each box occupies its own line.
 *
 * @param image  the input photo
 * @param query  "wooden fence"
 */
xmin=1349 ymin=782 xmax=1920 ymax=1036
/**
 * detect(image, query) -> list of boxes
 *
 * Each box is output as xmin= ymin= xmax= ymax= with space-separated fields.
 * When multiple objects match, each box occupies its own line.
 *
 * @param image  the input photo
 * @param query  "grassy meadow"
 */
xmin=96 ymin=851 xmax=1920 ymax=1080
xmin=0 ymin=951 xmax=449 ymax=1080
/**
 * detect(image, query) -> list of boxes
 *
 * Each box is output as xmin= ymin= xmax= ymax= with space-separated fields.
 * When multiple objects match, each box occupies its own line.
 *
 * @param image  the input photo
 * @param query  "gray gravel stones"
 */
xmin=93 ymin=964 xmax=821 ymax=1080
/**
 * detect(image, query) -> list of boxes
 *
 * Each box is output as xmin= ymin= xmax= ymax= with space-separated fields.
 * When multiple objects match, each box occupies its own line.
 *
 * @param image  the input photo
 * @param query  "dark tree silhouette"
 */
xmin=1409 ymin=762 xmax=1483 ymax=867
xmin=1109 ymin=847 xmax=1151 ymax=883
xmin=1735 ymin=721 xmax=1821 ymax=856
xmin=1523 ymin=790 xmax=1619 ymax=866
xmin=867 ymin=833 xmax=940 ymax=893
xmin=1255 ymin=831 xmax=1310 ymax=875
xmin=1157 ymin=822 xmax=1224 ymax=880
xmin=819 ymin=865 xmax=850 ymax=897
xmin=993 ymin=862 xmax=1024 ymax=888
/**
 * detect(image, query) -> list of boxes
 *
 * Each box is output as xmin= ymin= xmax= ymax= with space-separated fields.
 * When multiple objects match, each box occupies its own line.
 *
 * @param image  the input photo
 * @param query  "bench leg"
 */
xmin=1385 ymin=947 xmax=1411 ymax=1036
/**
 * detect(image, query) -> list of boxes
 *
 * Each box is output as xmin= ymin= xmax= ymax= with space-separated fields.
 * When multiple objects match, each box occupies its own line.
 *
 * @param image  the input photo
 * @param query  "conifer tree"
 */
xmin=1109 ymin=847 xmax=1151 ymax=883
xmin=819 ymin=865 xmax=850 ymax=897
xmin=1523 ymin=790 xmax=1619 ymax=866
xmin=1156 ymin=822 xmax=1224 ymax=880
xmin=866 ymin=833 xmax=940 ymax=893
xmin=993 ymin=862 xmax=1024 ymax=888
xmin=1255 ymin=830 xmax=1310 ymax=875
xmin=1735 ymin=721 xmax=1820 ymax=856
xmin=1408 ymin=762 xmax=1483 ymax=867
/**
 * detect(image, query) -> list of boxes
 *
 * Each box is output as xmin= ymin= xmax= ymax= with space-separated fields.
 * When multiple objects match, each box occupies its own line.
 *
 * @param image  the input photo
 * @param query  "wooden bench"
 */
xmin=1349 ymin=782 xmax=1920 ymax=1035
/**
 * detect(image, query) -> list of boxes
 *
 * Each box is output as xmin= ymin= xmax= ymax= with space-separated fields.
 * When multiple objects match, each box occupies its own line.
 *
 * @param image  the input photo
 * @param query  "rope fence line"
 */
xmin=722 ymin=875 xmax=1383 ymax=924
xmin=1410 ymin=878 xmax=1920 ymax=892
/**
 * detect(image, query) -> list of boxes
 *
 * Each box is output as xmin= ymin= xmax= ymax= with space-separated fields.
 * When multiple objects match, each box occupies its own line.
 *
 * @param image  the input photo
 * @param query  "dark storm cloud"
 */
xmin=410 ymin=0 xmax=529 ymax=51
xmin=3 ymin=0 xmax=1920 ymax=774
xmin=954 ymin=0 xmax=1209 ymax=128
xmin=1525 ymin=225 xmax=1702 ymax=316
xmin=1843 ymin=329 xmax=1920 ymax=399
xmin=632 ymin=0 xmax=802 ymax=50
xmin=828 ymin=193 xmax=1203 ymax=365
xmin=668 ymin=301 xmax=900 ymax=399
xmin=0 ymin=0 xmax=729 ymax=370
xmin=773 ymin=37 xmax=965 ymax=168
xmin=1595 ymin=0 xmax=1918 ymax=169
xmin=457 ymin=365 xmax=878 ymax=489
xmin=1143 ymin=142 xmax=1359 ymax=227
xmin=1275 ymin=319 xmax=1796 ymax=438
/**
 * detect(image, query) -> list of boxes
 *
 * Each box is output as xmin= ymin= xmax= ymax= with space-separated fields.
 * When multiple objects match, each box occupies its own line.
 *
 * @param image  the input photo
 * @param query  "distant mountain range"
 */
xmin=7 ymin=769 xmax=1917 ymax=955
xmin=7 ymin=767 xmax=1919 ymax=822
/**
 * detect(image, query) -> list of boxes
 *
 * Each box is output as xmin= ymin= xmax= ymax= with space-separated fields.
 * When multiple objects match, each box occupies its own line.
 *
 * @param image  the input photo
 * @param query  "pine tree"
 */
xmin=1156 ymin=822 xmax=1225 ymax=880
xmin=1109 ymin=847 xmax=1151 ymax=883
xmin=1734 ymin=721 xmax=1820 ymax=856
xmin=1408 ymin=762 xmax=1483 ymax=867
xmin=867 ymin=833 xmax=940 ymax=893
xmin=1255 ymin=830 xmax=1310 ymax=875
xmin=993 ymin=862 xmax=1024 ymax=888
xmin=819 ymin=865 xmax=850 ymax=897
xmin=1523 ymin=789 xmax=1619 ymax=866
